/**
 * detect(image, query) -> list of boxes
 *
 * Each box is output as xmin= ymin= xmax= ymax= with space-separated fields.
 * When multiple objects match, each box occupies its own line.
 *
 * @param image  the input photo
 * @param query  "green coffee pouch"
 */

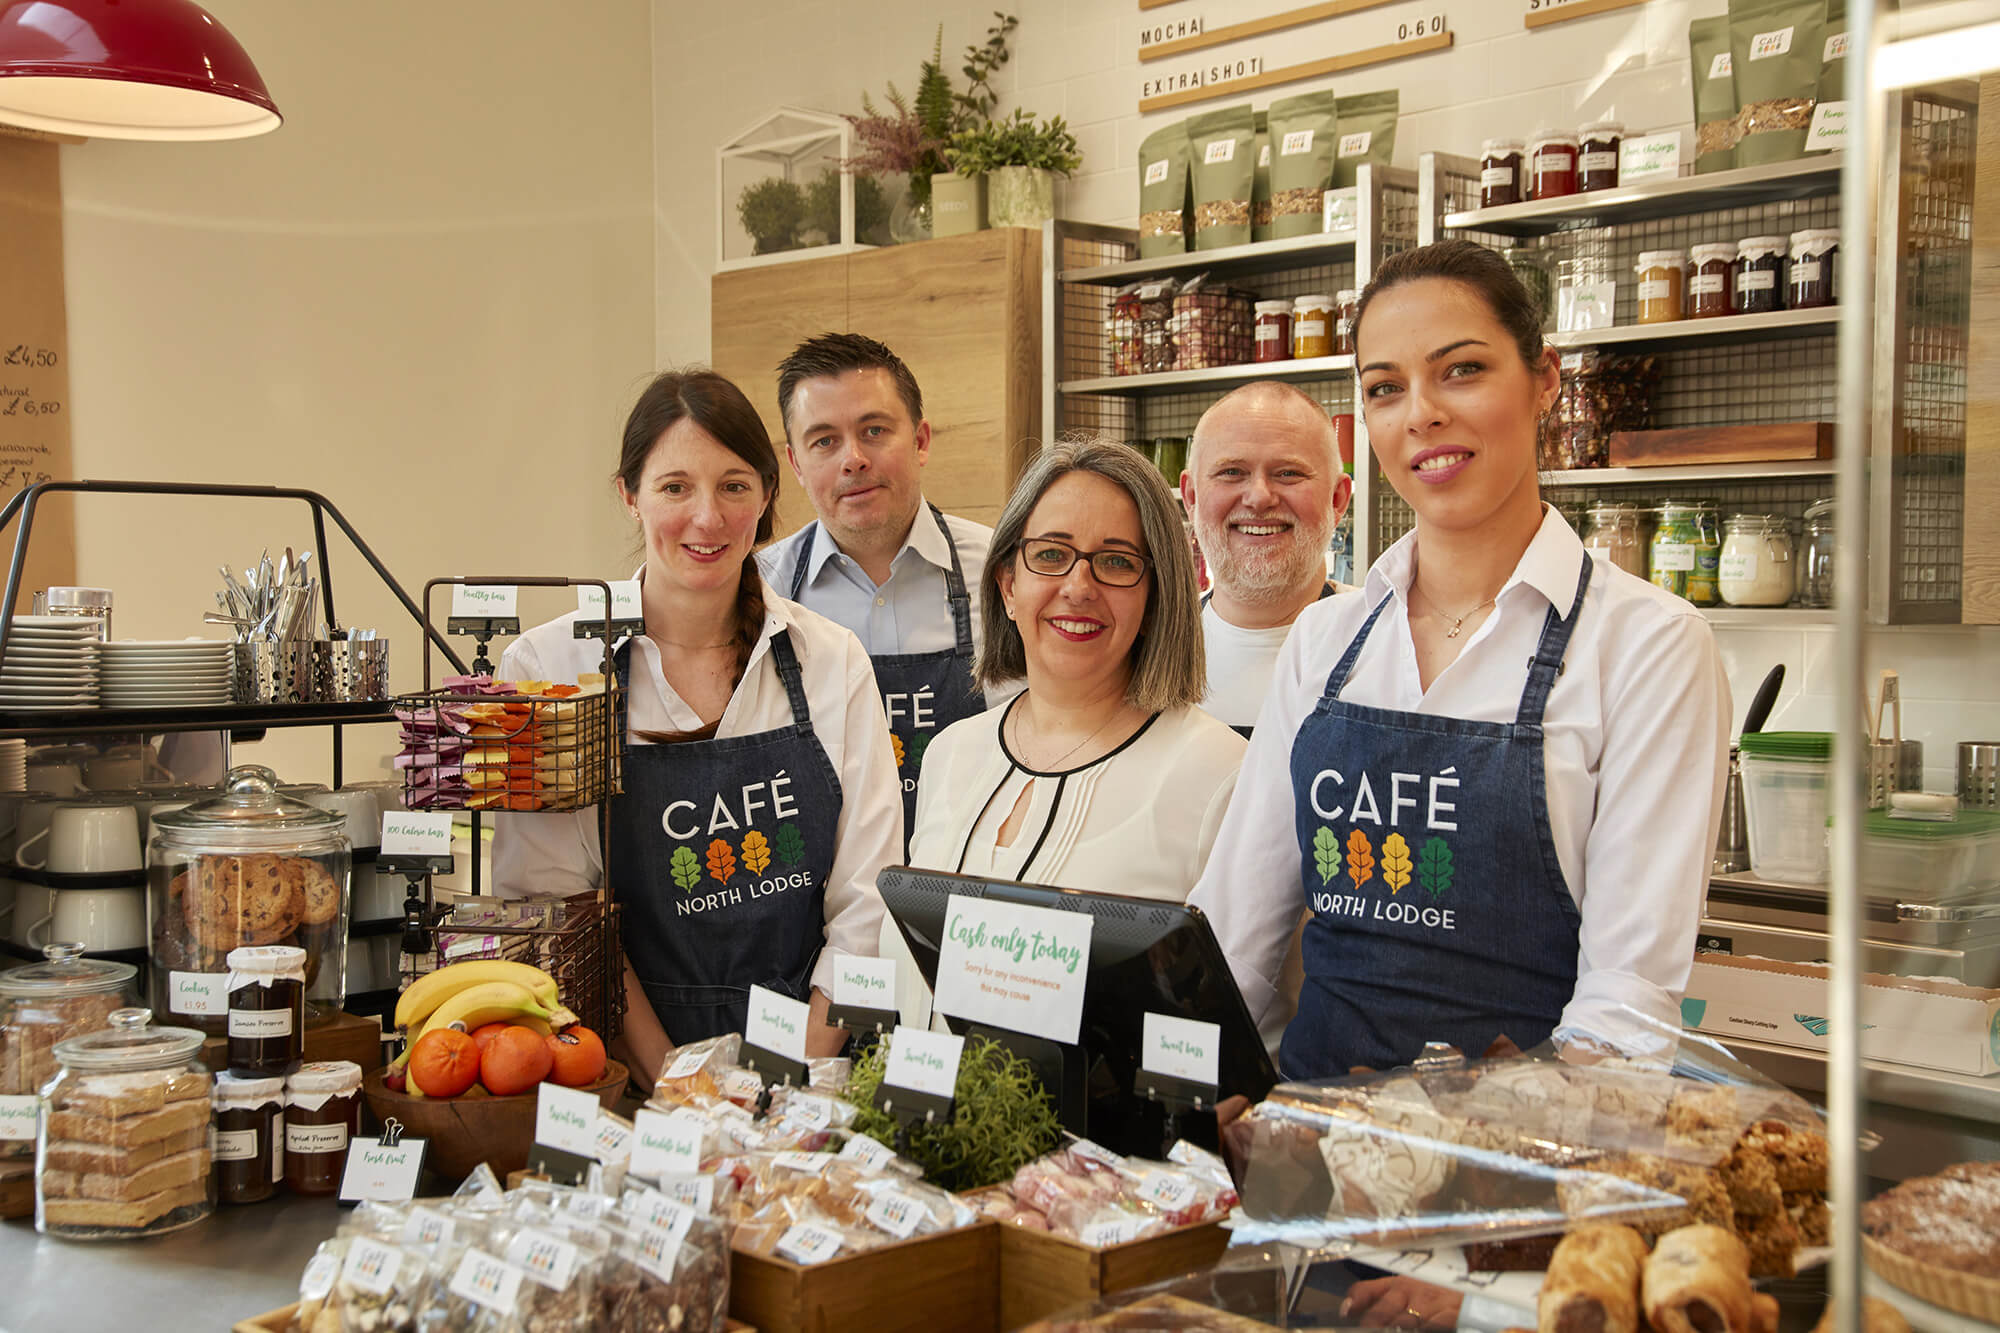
xmin=1188 ymin=104 xmax=1256 ymax=251
xmin=1728 ymin=0 xmax=1826 ymax=166
xmin=1267 ymin=91 xmax=1339 ymax=239
xmin=1137 ymin=120 xmax=1192 ymax=258
xmin=1252 ymin=110 xmax=1272 ymax=242
xmin=1333 ymin=90 xmax=1397 ymax=188
xmin=1691 ymin=16 xmax=1739 ymax=172
xmin=1806 ymin=0 xmax=1848 ymax=153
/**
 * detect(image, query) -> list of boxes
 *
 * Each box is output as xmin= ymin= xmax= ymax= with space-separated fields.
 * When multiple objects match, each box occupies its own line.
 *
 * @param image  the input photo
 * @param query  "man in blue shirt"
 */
xmin=757 ymin=333 xmax=1001 ymax=839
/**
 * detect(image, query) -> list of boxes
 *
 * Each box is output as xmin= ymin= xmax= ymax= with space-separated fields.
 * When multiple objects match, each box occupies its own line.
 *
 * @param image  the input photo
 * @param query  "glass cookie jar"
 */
xmin=0 ymin=944 xmax=139 ymax=1159
xmin=147 ymin=765 xmax=351 ymax=1035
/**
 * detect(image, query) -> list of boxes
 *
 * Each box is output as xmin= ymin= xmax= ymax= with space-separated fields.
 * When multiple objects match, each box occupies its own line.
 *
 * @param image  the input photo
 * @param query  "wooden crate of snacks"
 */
xmin=728 ymin=1219 xmax=999 ymax=1333
xmin=235 ymin=1302 xmax=758 ymax=1331
xmin=965 ymin=1188 xmax=1232 ymax=1330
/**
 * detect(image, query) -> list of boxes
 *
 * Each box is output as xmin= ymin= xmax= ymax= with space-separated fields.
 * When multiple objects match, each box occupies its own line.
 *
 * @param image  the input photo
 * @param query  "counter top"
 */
xmin=0 ymin=1192 xmax=338 ymax=1332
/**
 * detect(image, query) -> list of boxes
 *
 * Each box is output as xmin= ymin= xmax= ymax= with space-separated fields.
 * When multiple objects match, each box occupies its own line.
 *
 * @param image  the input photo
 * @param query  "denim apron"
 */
xmin=1201 ymin=581 xmax=1338 ymax=739
xmin=1280 ymin=558 xmax=1592 ymax=1078
xmin=607 ymin=631 xmax=842 ymax=1044
xmin=789 ymin=503 xmax=984 ymax=843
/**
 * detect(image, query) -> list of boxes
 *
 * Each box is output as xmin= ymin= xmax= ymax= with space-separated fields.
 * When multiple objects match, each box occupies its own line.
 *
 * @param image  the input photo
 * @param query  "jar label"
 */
xmin=1691 ymin=274 xmax=1727 ymax=296
xmin=1256 ymin=324 xmax=1283 ymax=342
xmin=215 ymin=1128 xmax=258 ymax=1162
xmin=1580 ymin=151 xmax=1617 ymax=173
xmin=273 ymin=1129 xmax=284 ymax=1183
xmin=1296 ymin=319 xmax=1328 ymax=339
xmin=1479 ymin=166 xmax=1514 ymax=189
xmin=1654 ymin=544 xmax=1697 ymax=572
xmin=1639 ymin=279 xmax=1672 ymax=302
xmin=229 ymin=1007 xmax=294 ymax=1039
xmin=0 ymin=1094 xmax=36 ymax=1141
xmin=1793 ymin=260 xmax=1822 ymax=284
xmin=1536 ymin=151 xmax=1574 ymax=170
xmin=288 ymin=1121 xmax=350 ymax=1155
xmin=1740 ymin=270 xmax=1776 ymax=291
xmin=170 ymin=970 xmax=227 ymax=1017
xmin=1721 ymin=550 xmax=1759 ymax=583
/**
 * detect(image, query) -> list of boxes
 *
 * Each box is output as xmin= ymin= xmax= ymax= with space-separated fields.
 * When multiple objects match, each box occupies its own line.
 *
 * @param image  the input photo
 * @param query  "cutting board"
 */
xmin=1609 ymin=422 xmax=1835 ymax=466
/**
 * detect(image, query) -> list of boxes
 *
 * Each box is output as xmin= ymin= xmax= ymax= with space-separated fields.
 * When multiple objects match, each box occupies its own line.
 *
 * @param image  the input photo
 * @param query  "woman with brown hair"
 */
xmin=492 ymin=370 xmax=902 ymax=1082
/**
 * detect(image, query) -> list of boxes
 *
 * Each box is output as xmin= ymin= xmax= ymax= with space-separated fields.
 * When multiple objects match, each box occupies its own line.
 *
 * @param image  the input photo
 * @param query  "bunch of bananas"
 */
xmin=389 ymin=960 xmax=579 ymax=1096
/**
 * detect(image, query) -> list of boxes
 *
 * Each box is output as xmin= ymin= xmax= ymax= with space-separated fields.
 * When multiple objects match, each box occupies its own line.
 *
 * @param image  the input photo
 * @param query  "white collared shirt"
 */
xmin=487 ymin=576 xmax=901 ymax=994
xmin=1188 ymin=507 xmax=1731 ymax=1055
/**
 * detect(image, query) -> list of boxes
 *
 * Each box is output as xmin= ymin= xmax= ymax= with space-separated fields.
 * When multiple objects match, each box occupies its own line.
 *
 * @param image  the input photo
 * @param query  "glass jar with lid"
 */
xmin=1787 ymin=228 xmax=1839 ymax=308
xmin=1734 ymin=236 xmax=1787 ymax=314
xmin=285 ymin=1060 xmax=362 ymax=1196
xmin=1797 ymin=497 xmax=1835 ymax=608
xmin=1292 ymin=294 xmax=1334 ymax=358
xmin=1333 ymin=290 xmax=1359 ymax=355
xmin=1253 ymin=300 xmax=1292 ymax=362
xmin=1650 ymin=503 xmax=1722 ymax=605
xmin=38 ymin=1006 xmax=214 ymax=1238
xmin=147 ymin=765 xmax=350 ymax=1036
xmin=1719 ymin=514 xmax=1797 ymax=606
xmin=1635 ymin=250 xmax=1686 ymax=324
xmin=1479 ymin=138 xmax=1524 ymax=208
xmin=213 ymin=1070 xmax=284 ymax=1205
xmin=1582 ymin=503 xmax=1647 ymax=579
xmin=1528 ymin=130 xmax=1579 ymax=200
xmin=1578 ymin=120 xmax=1623 ymax=190
xmin=1689 ymin=243 xmax=1736 ymax=318
xmin=0 ymin=943 xmax=138 ymax=1159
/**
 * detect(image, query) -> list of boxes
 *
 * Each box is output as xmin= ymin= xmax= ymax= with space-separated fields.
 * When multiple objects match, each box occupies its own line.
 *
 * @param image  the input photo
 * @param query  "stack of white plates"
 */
xmin=0 ymin=616 xmax=101 ymax=710
xmin=0 ymin=738 xmax=26 ymax=790
xmin=97 ymin=639 xmax=235 ymax=709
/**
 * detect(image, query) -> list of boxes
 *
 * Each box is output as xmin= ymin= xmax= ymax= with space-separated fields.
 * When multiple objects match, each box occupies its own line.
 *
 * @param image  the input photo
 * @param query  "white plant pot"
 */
xmin=988 ymin=165 xmax=1055 ymax=228
xmin=931 ymin=170 xmax=988 ymax=236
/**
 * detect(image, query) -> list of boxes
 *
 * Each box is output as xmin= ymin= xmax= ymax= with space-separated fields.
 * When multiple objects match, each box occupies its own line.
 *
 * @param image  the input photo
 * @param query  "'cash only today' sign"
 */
xmin=932 ymin=894 xmax=1093 ymax=1044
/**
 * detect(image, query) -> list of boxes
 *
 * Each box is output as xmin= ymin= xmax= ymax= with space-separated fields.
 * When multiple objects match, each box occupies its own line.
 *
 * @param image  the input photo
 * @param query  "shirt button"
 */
xmin=875 ymin=597 xmax=886 ymax=607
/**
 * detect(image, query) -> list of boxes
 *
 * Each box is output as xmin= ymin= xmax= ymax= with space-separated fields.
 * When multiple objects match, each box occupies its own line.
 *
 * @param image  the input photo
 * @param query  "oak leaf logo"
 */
xmin=741 ymin=829 xmax=772 ymax=875
xmin=1346 ymin=829 xmax=1375 ymax=891
xmin=1382 ymin=833 xmax=1412 ymax=894
xmin=706 ymin=837 xmax=737 ymax=882
xmin=669 ymin=846 xmax=701 ymax=892
xmin=773 ymin=823 xmax=807 ymax=867
xmin=1417 ymin=837 xmax=1455 ymax=899
xmin=1312 ymin=826 xmax=1341 ymax=886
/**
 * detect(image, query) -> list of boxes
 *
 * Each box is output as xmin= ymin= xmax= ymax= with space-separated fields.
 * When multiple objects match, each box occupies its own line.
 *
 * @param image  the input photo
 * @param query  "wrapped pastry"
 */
xmin=1317 ymin=1076 xmax=1458 ymax=1223
xmin=1641 ymin=1225 xmax=1754 ymax=1333
xmin=1537 ymin=1223 xmax=1649 ymax=1333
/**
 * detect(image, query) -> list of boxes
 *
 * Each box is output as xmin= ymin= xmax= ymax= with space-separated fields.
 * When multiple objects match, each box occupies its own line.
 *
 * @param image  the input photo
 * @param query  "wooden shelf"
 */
xmin=1544 ymin=459 xmax=1835 ymax=487
xmin=1549 ymin=307 xmax=1841 ymax=351
xmin=1443 ymin=155 xmax=1844 ymax=237
xmin=1059 ymin=228 xmax=1358 ymax=284
xmin=1701 ymin=607 xmax=1837 ymax=626
xmin=1061 ymin=355 xmax=1354 ymax=395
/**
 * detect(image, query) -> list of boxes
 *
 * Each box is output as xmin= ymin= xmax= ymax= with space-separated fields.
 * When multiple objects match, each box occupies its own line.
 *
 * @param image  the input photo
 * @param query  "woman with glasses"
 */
xmin=905 ymin=435 xmax=1246 ymax=896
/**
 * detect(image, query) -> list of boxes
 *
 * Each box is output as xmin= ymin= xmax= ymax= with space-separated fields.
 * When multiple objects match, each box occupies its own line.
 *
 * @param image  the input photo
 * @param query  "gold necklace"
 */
xmin=1012 ymin=698 xmax=1125 ymax=770
xmin=1412 ymin=586 xmax=1497 ymax=639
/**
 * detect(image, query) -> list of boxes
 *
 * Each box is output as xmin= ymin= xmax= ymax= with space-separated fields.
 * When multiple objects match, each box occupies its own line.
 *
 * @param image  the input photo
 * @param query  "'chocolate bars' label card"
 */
xmin=932 ymin=894 xmax=1092 ymax=1044
xmin=1142 ymin=1013 xmax=1220 ymax=1087
xmin=629 ymin=1106 xmax=703 ymax=1181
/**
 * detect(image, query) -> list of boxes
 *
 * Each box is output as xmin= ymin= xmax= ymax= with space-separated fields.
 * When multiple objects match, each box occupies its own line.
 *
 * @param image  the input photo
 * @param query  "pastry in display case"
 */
xmin=0 ymin=943 xmax=137 ymax=1161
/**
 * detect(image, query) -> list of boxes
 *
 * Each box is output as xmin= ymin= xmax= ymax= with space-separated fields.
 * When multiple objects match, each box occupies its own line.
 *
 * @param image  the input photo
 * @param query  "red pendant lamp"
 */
xmin=0 ymin=0 xmax=279 ymax=140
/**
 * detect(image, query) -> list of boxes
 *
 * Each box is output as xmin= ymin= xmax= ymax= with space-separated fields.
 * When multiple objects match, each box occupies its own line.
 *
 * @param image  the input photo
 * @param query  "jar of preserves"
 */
xmin=213 ymin=1071 xmax=284 ymax=1205
xmin=0 ymin=944 xmax=138 ymax=1160
xmin=1333 ymin=290 xmax=1359 ymax=355
xmin=38 ymin=1006 xmax=214 ymax=1238
xmin=1635 ymin=250 xmax=1686 ymax=324
xmin=1797 ymin=497 xmax=1835 ymax=608
xmin=1253 ymin=300 xmax=1291 ymax=363
xmin=1582 ymin=503 xmax=1646 ymax=578
xmin=1579 ymin=120 xmax=1623 ymax=191
xmin=1650 ymin=502 xmax=1722 ymax=605
xmin=284 ymin=1060 xmax=361 ymax=1196
xmin=1479 ymin=138 xmax=1524 ymax=208
xmin=1292 ymin=294 xmax=1334 ymax=358
xmin=1528 ymin=130 xmax=1579 ymax=200
xmin=1788 ymin=229 xmax=1839 ymax=308
xmin=147 ymin=765 xmax=350 ymax=1036
xmin=1720 ymin=514 xmax=1796 ymax=606
xmin=226 ymin=944 xmax=305 ymax=1076
xmin=1689 ymin=243 xmax=1736 ymax=318
xmin=1734 ymin=236 xmax=1787 ymax=315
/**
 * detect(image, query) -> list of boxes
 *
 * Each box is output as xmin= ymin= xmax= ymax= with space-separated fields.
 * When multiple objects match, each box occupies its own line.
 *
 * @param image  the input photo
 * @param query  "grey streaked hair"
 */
xmin=975 ymin=434 xmax=1205 ymax=712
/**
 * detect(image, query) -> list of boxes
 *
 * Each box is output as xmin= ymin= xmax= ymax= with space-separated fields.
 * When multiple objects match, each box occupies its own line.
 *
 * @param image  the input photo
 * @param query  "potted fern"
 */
xmin=955 ymin=108 xmax=1082 ymax=229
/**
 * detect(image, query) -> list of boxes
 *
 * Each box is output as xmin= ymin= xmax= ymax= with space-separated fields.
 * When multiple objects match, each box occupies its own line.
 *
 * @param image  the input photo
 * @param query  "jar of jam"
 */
xmin=1253 ymin=300 xmax=1292 ymax=362
xmin=1333 ymin=290 xmax=1359 ymax=355
xmin=1528 ymin=131 xmax=1579 ymax=200
xmin=1635 ymin=250 xmax=1686 ymax=324
xmin=1292 ymin=294 xmax=1334 ymax=359
xmin=284 ymin=1060 xmax=361 ymax=1196
xmin=1479 ymin=138 xmax=1523 ymax=208
xmin=1579 ymin=120 xmax=1623 ymax=191
xmin=226 ymin=945 xmax=305 ymax=1076
xmin=213 ymin=1071 xmax=284 ymax=1204
xmin=1734 ymin=236 xmax=1787 ymax=314
xmin=1689 ymin=243 xmax=1736 ymax=318
xmin=1788 ymin=229 xmax=1839 ymax=308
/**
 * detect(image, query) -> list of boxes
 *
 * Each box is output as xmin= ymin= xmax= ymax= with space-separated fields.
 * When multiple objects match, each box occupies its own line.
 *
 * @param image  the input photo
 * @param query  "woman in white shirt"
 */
xmin=1188 ymin=240 xmax=1730 ymax=1079
xmin=491 ymin=370 xmax=900 ymax=1083
xmin=908 ymin=436 xmax=1245 ymax=895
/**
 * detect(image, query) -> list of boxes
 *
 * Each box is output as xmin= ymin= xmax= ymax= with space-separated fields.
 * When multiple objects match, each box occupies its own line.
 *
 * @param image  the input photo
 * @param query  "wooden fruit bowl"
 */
xmin=361 ymin=1059 xmax=627 ymax=1180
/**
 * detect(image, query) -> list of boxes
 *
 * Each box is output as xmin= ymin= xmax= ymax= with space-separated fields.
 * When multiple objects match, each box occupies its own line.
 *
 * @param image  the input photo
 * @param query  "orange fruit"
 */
xmin=546 ymin=1025 xmax=607 ymax=1087
xmin=470 ymin=1021 xmax=515 ymax=1057
xmin=409 ymin=1028 xmax=480 ymax=1098
xmin=480 ymin=1024 xmax=554 ymax=1096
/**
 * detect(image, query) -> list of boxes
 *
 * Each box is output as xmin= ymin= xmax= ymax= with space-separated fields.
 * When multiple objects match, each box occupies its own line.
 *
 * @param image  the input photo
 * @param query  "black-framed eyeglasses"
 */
xmin=1014 ymin=538 xmax=1152 ymax=588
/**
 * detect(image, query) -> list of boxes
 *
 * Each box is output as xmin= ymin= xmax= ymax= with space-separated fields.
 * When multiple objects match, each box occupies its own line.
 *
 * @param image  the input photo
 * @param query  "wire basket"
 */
xmin=394 ymin=682 xmax=623 ymax=813
xmin=431 ymin=893 xmax=626 ymax=1040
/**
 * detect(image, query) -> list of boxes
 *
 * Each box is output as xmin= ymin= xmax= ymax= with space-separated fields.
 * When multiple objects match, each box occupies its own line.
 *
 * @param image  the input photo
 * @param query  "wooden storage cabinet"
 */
xmin=711 ymin=228 xmax=1042 ymax=537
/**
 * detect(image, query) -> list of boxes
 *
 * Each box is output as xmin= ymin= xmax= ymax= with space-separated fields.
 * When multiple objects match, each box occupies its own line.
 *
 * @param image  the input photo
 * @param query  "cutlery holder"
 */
xmin=312 ymin=639 xmax=390 ymax=703
xmin=234 ymin=641 xmax=313 ymax=704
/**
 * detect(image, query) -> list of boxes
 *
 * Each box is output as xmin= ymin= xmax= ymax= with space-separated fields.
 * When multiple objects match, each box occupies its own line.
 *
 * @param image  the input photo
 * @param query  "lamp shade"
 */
xmin=0 ymin=0 xmax=279 ymax=140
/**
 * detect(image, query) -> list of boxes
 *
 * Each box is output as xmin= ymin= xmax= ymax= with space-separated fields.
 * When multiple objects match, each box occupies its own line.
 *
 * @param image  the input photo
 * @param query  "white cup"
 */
xmin=8 ymin=880 xmax=51 ymax=946
xmin=27 ymin=886 xmax=147 ymax=952
xmin=302 ymin=786 xmax=381 ymax=850
xmin=13 ymin=797 xmax=66 ymax=869
xmin=45 ymin=802 xmax=143 ymax=875
xmin=26 ymin=761 xmax=82 ymax=797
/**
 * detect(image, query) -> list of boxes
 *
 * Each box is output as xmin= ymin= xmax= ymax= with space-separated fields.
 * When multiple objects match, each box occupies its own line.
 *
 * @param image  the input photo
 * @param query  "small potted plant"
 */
xmin=972 ymin=108 xmax=1083 ymax=229
xmin=936 ymin=129 xmax=1001 ymax=236
xmin=735 ymin=176 xmax=807 ymax=255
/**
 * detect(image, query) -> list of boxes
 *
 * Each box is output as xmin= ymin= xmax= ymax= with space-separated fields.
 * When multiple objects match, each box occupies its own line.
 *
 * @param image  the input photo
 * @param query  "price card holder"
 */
xmin=872 ymin=1026 xmax=959 ymax=1154
xmin=740 ymin=1041 xmax=808 ymax=1092
xmin=571 ymin=616 xmax=644 ymax=642
xmin=827 ymin=954 xmax=900 ymax=1038
xmin=446 ymin=616 xmax=522 ymax=638
xmin=339 ymin=1117 xmax=429 ymax=1205
xmin=742 ymin=984 xmax=810 ymax=1092
xmin=573 ymin=580 xmax=644 ymax=642
xmin=376 ymin=853 xmax=455 ymax=879
xmin=524 ymin=1144 xmax=595 ymax=1187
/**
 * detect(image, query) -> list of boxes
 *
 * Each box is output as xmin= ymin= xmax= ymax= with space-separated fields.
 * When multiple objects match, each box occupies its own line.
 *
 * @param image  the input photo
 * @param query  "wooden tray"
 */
xmin=729 ymin=1219 xmax=999 ymax=1333
xmin=1607 ymin=421 xmax=1834 ymax=466
xmin=234 ymin=1301 xmax=757 ymax=1331
xmin=199 ymin=1009 xmax=384 ymax=1076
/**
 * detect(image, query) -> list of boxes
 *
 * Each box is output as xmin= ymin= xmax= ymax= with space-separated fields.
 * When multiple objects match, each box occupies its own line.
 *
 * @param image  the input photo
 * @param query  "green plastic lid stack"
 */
xmin=1738 ymin=731 xmax=1834 ymax=760
xmin=1865 ymin=807 xmax=2000 ymax=841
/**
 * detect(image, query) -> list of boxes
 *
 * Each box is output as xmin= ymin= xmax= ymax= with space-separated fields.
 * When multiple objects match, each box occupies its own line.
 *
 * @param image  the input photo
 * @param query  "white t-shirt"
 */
xmin=1197 ymin=585 xmax=1355 ymax=730
xmin=1188 ymin=507 xmax=1731 ymax=1056
xmin=487 ymin=576 xmax=901 ymax=995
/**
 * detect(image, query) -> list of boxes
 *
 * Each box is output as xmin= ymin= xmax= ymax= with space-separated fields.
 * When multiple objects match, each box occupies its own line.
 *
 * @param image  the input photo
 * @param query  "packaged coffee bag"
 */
xmin=1691 ymin=16 xmax=1739 ymax=172
xmin=1252 ymin=111 xmax=1272 ymax=242
xmin=1806 ymin=0 xmax=1848 ymax=153
xmin=1729 ymin=0 xmax=1826 ymax=166
xmin=1333 ymin=91 xmax=1398 ymax=188
xmin=1137 ymin=120 xmax=1192 ymax=258
xmin=1189 ymin=105 xmax=1257 ymax=250
xmin=1267 ymin=91 xmax=1339 ymax=239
